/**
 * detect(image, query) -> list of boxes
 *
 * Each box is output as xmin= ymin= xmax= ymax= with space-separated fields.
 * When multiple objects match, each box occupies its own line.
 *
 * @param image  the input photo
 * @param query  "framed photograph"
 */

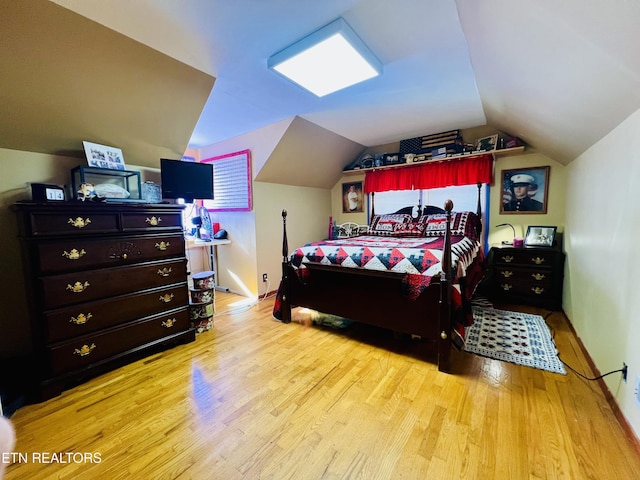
xmin=475 ymin=134 xmax=498 ymax=152
xmin=500 ymin=166 xmax=550 ymax=214
xmin=342 ymin=181 xmax=364 ymax=213
xmin=82 ymin=141 xmax=126 ymax=170
xmin=524 ymin=226 xmax=557 ymax=247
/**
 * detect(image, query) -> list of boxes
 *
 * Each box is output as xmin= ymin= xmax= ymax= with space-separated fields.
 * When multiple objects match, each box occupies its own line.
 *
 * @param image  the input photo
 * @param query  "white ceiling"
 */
xmin=53 ymin=0 xmax=640 ymax=165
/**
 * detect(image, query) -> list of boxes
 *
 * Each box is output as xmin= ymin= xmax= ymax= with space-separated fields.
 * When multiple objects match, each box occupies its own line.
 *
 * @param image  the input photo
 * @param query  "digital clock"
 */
xmin=31 ymin=183 xmax=65 ymax=202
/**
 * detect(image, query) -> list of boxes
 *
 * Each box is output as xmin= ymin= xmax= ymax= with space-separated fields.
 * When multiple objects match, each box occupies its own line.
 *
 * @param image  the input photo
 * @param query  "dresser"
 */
xmin=487 ymin=243 xmax=565 ymax=310
xmin=13 ymin=201 xmax=195 ymax=400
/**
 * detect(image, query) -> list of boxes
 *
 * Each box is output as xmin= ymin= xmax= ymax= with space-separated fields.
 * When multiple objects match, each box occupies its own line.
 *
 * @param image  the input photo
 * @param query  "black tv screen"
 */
xmin=160 ymin=158 xmax=214 ymax=203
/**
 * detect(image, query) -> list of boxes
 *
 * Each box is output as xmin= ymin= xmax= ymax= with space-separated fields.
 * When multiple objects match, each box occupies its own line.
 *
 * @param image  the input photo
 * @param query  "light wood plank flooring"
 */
xmin=5 ymin=293 xmax=640 ymax=479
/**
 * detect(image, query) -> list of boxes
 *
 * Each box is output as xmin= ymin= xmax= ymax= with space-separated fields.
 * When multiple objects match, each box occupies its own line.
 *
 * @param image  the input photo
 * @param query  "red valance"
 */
xmin=364 ymin=154 xmax=493 ymax=193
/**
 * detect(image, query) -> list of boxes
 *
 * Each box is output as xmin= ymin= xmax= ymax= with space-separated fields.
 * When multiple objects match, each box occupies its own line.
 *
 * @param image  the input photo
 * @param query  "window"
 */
xmin=202 ymin=149 xmax=252 ymax=212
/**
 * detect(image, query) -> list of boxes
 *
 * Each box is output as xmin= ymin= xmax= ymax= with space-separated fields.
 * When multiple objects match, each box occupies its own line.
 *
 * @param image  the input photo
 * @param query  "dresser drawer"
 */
xmin=44 ymin=283 xmax=188 ymax=342
xmin=121 ymin=212 xmax=183 ymax=231
xmin=28 ymin=211 xmax=119 ymax=236
xmin=493 ymin=249 xmax=557 ymax=268
xmin=48 ymin=308 xmax=190 ymax=376
xmin=38 ymin=234 xmax=186 ymax=273
xmin=40 ymin=258 xmax=187 ymax=308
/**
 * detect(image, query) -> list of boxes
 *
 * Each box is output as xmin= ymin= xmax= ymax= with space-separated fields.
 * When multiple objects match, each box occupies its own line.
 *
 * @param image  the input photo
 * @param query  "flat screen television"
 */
xmin=160 ymin=158 xmax=214 ymax=203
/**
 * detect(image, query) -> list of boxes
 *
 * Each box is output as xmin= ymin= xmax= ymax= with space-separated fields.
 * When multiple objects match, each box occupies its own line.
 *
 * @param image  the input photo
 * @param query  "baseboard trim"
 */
xmin=562 ymin=312 xmax=640 ymax=457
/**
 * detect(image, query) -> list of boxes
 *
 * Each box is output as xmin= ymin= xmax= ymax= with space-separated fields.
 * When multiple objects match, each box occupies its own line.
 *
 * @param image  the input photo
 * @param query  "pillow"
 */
xmin=93 ymin=183 xmax=131 ymax=199
xmin=369 ymin=213 xmax=424 ymax=237
xmin=424 ymin=211 xmax=479 ymax=239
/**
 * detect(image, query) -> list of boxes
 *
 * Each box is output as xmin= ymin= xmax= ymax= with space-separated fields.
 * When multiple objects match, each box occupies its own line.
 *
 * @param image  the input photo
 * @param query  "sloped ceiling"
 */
xmin=0 ymin=0 xmax=214 ymax=168
xmin=50 ymin=0 xmax=640 ymax=167
xmin=3 ymin=1 xmax=640 ymax=170
xmin=254 ymin=117 xmax=365 ymax=189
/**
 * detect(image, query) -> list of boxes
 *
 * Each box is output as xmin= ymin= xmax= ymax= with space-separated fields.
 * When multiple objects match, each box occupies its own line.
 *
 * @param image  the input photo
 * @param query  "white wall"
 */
xmin=565 ymin=108 xmax=640 ymax=438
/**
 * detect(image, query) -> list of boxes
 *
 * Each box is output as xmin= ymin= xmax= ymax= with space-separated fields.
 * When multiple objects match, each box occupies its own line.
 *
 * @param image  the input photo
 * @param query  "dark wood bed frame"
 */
xmin=278 ymin=184 xmax=483 ymax=372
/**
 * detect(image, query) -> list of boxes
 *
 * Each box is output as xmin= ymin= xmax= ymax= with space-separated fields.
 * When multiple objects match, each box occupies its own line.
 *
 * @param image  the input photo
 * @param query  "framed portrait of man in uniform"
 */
xmin=500 ymin=166 xmax=550 ymax=214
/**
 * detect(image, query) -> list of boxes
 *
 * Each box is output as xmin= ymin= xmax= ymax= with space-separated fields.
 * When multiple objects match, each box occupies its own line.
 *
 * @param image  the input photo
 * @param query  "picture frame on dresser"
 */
xmin=524 ymin=225 xmax=557 ymax=247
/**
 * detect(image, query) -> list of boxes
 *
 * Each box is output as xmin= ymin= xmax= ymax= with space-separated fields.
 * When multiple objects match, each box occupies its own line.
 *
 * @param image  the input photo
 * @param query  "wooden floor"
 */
xmin=5 ymin=293 xmax=640 ymax=479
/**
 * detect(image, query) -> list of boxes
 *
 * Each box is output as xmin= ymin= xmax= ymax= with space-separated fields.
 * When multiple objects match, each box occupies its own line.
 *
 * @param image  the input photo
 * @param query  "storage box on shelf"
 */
xmin=12 ymin=201 xmax=196 ymax=401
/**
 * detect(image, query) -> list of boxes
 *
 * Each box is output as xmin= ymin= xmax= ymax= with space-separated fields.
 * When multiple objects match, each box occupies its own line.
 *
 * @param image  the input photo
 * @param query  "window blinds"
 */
xmin=202 ymin=150 xmax=252 ymax=212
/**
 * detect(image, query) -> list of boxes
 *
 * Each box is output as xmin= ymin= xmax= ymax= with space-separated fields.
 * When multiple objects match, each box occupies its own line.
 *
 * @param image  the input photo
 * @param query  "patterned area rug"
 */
xmin=465 ymin=306 xmax=566 ymax=374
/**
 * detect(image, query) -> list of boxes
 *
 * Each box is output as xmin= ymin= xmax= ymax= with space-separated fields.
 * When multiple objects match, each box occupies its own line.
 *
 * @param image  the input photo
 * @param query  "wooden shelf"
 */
xmin=342 ymin=146 xmax=525 ymax=175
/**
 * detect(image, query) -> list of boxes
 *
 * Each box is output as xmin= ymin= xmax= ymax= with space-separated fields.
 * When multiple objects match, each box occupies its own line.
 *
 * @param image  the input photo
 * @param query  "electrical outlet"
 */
xmin=623 ymin=363 xmax=628 ymax=382
xmin=262 ymin=273 xmax=268 ymax=282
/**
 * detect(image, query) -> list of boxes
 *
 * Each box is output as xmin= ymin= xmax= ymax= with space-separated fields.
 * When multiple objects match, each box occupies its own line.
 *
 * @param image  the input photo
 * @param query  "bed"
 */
xmin=273 ymin=186 xmax=486 ymax=372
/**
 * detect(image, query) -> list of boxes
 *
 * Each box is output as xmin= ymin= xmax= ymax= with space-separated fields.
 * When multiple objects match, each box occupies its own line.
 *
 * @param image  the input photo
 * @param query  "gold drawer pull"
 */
xmin=74 ymin=343 xmax=96 ymax=357
xmin=532 ymin=257 xmax=546 ymax=265
xmin=66 ymin=281 xmax=90 ymax=293
xmin=159 ymin=293 xmax=174 ymax=303
xmin=157 ymin=267 xmax=172 ymax=277
xmin=68 ymin=217 xmax=91 ymax=228
xmin=155 ymin=241 xmax=170 ymax=251
xmin=146 ymin=216 xmax=162 ymax=226
xmin=162 ymin=318 xmax=177 ymax=328
xmin=70 ymin=313 xmax=92 ymax=325
xmin=500 ymin=270 xmax=513 ymax=278
xmin=62 ymin=248 xmax=86 ymax=260
xmin=531 ymin=273 xmax=546 ymax=281
xmin=501 ymin=255 xmax=514 ymax=263
xmin=532 ymin=287 xmax=545 ymax=295
xmin=500 ymin=283 xmax=513 ymax=291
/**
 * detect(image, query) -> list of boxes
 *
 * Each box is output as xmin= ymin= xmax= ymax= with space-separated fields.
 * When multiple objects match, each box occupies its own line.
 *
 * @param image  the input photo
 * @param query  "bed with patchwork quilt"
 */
xmin=273 ymin=190 xmax=486 ymax=373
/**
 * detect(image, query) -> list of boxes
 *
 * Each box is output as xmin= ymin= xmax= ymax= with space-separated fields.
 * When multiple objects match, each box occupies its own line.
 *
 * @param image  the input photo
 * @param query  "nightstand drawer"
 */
xmin=48 ymin=307 xmax=190 ymax=376
xmin=38 ymin=234 xmax=186 ymax=273
xmin=494 ymin=266 xmax=553 ymax=286
xmin=493 ymin=249 xmax=557 ymax=267
xmin=40 ymin=258 xmax=187 ymax=308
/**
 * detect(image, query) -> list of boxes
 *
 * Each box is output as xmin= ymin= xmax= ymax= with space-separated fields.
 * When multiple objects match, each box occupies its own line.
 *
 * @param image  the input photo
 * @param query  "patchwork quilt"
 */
xmin=290 ymin=234 xmax=480 ymax=285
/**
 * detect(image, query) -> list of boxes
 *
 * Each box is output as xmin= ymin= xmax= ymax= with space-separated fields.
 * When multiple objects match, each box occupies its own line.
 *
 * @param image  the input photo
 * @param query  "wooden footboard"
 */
xmin=279 ymin=200 xmax=457 ymax=372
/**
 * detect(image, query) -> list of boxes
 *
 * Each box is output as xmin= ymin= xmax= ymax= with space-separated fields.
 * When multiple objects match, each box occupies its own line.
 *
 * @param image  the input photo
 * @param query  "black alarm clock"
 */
xmin=31 ymin=183 xmax=65 ymax=202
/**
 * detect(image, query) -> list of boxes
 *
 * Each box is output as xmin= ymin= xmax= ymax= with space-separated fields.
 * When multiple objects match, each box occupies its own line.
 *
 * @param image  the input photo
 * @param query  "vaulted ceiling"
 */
xmin=4 ymin=1 xmax=640 ymax=169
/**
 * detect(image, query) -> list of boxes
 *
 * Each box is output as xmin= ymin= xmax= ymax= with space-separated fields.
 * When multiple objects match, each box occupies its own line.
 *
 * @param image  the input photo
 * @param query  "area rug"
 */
xmin=465 ymin=306 xmax=566 ymax=374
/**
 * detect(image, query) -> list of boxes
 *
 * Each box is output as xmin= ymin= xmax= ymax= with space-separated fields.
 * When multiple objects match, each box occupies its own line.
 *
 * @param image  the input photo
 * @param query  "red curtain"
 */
xmin=364 ymin=154 xmax=493 ymax=193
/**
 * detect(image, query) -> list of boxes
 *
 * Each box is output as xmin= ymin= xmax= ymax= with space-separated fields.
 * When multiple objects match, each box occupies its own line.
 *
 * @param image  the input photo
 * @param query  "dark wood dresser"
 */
xmin=13 ymin=201 xmax=195 ymax=401
xmin=487 ymin=243 xmax=565 ymax=310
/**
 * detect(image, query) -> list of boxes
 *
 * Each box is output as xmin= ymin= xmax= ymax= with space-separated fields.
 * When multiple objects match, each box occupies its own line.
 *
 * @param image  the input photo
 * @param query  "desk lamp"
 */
xmin=495 ymin=223 xmax=524 ymax=247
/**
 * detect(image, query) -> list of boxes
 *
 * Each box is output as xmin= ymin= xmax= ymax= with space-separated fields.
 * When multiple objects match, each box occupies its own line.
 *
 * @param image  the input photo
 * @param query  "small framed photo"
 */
xmin=500 ymin=166 xmax=550 ymax=214
xmin=342 ymin=181 xmax=364 ymax=213
xmin=83 ymin=141 xmax=126 ymax=170
xmin=524 ymin=226 xmax=557 ymax=247
xmin=475 ymin=134 xmax=498 ymax=152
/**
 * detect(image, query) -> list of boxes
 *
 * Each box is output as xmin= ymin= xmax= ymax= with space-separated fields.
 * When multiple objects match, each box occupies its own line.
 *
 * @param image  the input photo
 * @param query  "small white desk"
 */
xmin=185 ymin=237 xmax=232 ymax=292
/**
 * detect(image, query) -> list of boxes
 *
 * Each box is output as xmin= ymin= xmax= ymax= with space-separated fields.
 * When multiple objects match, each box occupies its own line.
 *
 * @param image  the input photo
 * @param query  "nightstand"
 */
xmin=487 ymin=243 xmax=565 ymax=310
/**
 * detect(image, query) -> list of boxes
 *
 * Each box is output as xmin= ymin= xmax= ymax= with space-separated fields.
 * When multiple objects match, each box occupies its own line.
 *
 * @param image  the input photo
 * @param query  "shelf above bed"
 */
xmin=342 ymin=146 xmax=526 ymax=175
